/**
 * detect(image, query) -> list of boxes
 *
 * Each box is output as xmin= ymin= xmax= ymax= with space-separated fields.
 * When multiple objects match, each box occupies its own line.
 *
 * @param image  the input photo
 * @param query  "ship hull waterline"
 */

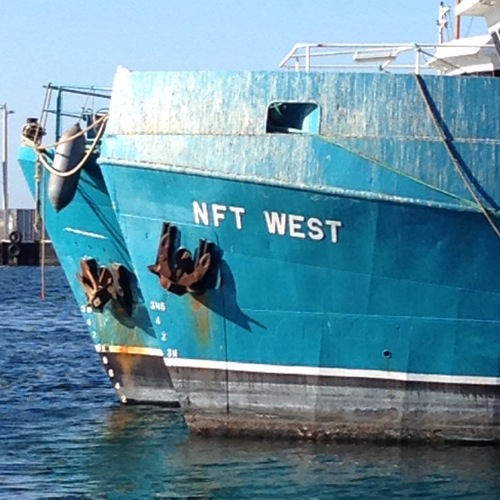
xmin=100 ymin=164 xmax=500 ymax=443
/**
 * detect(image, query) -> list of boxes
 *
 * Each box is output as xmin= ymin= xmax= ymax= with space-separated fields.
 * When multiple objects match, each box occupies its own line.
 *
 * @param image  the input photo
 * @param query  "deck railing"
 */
xmin=278 ymin=42 xmax=497 ymax=74
xmin=41 ymin=84 xmax=111 ymax=141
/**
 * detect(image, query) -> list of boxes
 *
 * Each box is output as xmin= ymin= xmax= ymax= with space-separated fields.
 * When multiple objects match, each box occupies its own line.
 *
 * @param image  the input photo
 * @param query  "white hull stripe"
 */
xmin=95 ymin=344 xmax=163 ymax=357
xmin=163 ymin=358 xmax=500 ymax=386
xmin=64 ymin=227 xmax=107 ymax=239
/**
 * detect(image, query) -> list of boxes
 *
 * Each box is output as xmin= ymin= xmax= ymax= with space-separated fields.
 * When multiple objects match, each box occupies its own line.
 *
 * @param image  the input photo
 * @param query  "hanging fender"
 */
xmin=48 ymin=123 xmax=86 ymax=212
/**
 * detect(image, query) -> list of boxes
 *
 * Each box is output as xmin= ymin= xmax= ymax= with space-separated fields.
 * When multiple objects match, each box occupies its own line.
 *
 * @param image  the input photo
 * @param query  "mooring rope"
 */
xmin=26 ymin=92 xmax=108 ymax=298
xmin=413 ymin=73 xmax=500 ymax=239
xmin=23 ymin=114 xmax=108 ymax=179
xmin=23 ymin=113 xmax=108 ymax=151
xmin=36 ymin=116 xmax=108 ymax=178
xmin=33 ymin=85 xmax=53 ymax=300
xmin=316 ymin=133 xmax=483 ymax=210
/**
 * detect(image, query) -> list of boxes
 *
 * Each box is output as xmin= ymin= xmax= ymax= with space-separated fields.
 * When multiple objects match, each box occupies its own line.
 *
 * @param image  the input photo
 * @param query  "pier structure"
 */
xmin=1 ymin=104 xmax=57 ymax=266
xmin=0 ymin=209 xmax=58 ymax=266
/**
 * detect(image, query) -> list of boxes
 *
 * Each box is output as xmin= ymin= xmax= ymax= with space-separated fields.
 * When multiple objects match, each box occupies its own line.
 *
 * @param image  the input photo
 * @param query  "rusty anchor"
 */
xmin=77 ymin=259 xmax=133 ymax=315
xmin=109 ymin=263 xmax=134 ymax=316
xmin=148 ymin=223 xmax=215 ymax=296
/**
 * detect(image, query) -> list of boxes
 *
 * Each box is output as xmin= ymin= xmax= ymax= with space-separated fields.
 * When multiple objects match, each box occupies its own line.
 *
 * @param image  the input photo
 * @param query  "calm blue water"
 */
xmin=0 ymin=267 xmax=498 ymax=499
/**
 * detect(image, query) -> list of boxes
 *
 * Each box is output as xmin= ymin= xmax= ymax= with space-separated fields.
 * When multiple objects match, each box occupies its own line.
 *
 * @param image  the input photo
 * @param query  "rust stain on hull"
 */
xmin=189 ymin=295 xmax=211 ymax=349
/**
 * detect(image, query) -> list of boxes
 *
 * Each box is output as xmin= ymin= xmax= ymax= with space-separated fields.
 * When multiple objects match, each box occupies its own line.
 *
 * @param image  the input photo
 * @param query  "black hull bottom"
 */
xmin=169 ymin=366 xmax=499 ymax=444
xmin=97 ymin=348 xmax=179 ymax=407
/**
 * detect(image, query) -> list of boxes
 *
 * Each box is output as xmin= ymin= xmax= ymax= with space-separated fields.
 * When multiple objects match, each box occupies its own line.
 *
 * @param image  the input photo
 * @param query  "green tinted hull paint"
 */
xmin=99 ymin=69 xmax=499 ymax=441
xmin=18 ymin=147 xmax=177 ymax=406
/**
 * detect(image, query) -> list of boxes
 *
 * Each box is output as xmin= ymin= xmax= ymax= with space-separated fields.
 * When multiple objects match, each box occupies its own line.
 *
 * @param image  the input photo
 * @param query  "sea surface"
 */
xmin=0 ymin=266 xmax=498 ymax=499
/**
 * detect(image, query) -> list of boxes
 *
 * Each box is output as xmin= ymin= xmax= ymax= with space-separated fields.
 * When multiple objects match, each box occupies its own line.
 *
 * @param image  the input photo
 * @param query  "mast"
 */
xmin=455 ymin=0 xmax=462 ymax=39
xmin=1 ymin=103 xmax=14 ymax=241
xmin=438 ymin=2 xmax=452 ymax=44
xmin=1 ymin=104 xmax=9 ymax=241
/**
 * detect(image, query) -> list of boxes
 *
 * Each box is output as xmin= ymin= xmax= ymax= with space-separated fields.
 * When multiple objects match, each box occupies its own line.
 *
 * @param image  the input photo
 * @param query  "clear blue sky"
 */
xmin=0 ymin=0 xmax=484 ymax=207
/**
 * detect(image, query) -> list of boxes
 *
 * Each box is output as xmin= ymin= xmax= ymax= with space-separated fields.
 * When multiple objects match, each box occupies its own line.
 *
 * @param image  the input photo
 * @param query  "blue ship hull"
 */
xmin=18 ymin=146 xmax=177 ymax=406
xmin=98 ymin=69 xmax=500 ymax=441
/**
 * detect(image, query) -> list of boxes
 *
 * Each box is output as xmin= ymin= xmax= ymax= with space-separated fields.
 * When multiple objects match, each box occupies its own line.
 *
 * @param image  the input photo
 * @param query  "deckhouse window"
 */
xmin=266 ymin=102 xmax=320 ymax=134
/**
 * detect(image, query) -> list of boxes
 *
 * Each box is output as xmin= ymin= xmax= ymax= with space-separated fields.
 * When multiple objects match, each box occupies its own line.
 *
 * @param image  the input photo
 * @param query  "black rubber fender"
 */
xmin=48 ymin=123 xmax=86 ymax=212
xmin=9 ymin=230 xmax=22 ymax=244
xmin=8 ymin=243 xmax=20 ymax=257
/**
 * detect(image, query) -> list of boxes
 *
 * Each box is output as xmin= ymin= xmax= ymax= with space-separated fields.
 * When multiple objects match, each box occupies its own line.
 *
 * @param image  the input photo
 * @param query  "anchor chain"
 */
xmin=148 ymin=223 xmax=216 ymax=296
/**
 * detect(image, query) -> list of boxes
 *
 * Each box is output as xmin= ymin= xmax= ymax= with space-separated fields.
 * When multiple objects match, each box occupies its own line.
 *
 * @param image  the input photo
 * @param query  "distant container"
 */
xmin=0 ymin=208 xmax=49 ymax=242
xmin=8 ymin=208 xmax=36 ymax=242
xmin=0 ymin=209 xmax=57 ymax=266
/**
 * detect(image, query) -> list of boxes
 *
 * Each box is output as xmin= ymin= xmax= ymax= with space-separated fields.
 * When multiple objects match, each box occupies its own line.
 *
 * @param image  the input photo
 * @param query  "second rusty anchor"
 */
xmin=77 ymin=258 xmax=133 ymax=315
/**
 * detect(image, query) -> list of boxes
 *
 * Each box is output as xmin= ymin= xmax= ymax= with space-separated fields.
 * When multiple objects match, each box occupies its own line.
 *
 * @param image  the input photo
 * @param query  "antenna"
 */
xmin=437 ymin=2 xmax=452 ymax=44
xmin=455 ymin=0 xmax=462 ymax=39
xmin=1 ymin=103 xmax=14 ymax=241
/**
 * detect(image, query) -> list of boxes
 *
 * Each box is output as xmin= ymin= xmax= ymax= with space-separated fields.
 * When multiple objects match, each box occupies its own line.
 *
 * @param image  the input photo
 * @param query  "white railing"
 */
xmin=278 ymin=42 xmax=497 ymax=74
